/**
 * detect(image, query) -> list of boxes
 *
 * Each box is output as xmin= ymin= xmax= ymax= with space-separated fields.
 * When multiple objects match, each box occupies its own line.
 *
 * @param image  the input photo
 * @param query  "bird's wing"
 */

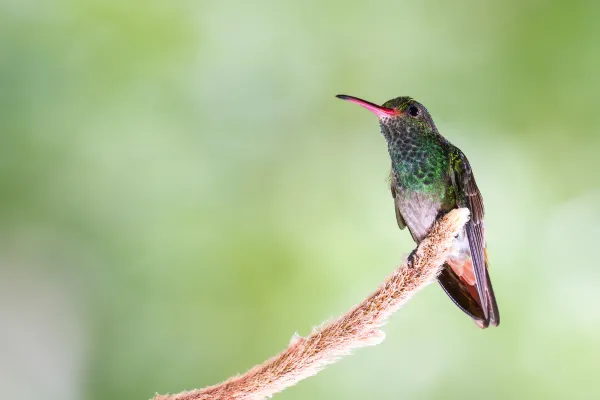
xmin=389 ymin=173 xmax=407 ymax=230
xmin=449 ymin=148 xmax=498 ymax=325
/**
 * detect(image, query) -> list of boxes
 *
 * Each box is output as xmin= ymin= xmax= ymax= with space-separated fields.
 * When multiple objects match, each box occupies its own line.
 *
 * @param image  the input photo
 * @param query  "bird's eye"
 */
xmin=408 ymin=105 xmax=420 ymax=117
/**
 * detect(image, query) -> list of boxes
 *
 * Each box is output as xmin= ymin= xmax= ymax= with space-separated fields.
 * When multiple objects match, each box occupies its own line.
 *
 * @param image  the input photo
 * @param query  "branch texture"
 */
xmin=153 ymin=208 xmax=470 ymax=400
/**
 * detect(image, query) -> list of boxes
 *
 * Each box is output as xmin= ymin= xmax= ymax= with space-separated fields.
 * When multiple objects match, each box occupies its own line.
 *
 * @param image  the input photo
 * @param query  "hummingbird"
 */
xmin=336 ymin=94 xmax=499 ymax=328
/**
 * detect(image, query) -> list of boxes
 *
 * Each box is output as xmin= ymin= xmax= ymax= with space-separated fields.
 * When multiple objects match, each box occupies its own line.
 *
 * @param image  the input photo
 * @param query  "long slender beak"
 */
xmin=336 ymin=94 xmax=399 ymax=118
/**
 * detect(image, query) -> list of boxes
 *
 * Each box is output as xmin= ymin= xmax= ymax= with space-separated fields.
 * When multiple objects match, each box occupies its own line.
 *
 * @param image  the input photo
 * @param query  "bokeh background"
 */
xmin=2 ymin=1 xmax=600 ymax=399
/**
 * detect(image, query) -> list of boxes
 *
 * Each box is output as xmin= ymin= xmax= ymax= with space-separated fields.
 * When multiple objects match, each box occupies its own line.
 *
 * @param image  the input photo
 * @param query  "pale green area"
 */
xmin=1 ymin=1 xmax=600 ymax=399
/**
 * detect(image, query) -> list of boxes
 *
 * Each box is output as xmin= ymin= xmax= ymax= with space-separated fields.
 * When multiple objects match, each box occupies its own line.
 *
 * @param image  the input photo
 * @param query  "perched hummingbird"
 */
xmin=337 ymin=94 xmax=499 ymax=328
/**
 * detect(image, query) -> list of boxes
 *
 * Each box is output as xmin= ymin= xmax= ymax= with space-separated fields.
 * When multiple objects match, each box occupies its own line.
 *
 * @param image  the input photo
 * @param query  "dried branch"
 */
xmin=153 ymin=208 xmax=470 ymax=400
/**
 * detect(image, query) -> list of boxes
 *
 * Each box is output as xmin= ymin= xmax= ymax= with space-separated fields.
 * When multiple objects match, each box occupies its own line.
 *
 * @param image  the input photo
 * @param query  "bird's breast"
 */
xmin=395 ymin=191 xmax=444 ymax=242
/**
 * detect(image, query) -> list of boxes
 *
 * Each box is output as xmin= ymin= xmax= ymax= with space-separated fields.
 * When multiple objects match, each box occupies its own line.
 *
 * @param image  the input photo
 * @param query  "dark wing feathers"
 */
xmin=390 ymin=175 xmax=407 ymax=230
xmin=451 ymin=149 xmax=499 ymax=326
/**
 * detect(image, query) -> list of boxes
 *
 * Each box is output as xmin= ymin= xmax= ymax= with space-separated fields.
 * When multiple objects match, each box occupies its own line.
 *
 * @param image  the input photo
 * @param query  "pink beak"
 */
xmin=336 ymin=94 xmax=399 ymax=118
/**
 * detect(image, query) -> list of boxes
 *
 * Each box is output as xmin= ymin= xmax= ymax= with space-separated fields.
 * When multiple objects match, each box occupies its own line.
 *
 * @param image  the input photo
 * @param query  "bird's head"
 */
xmin=336 ymin=94 xmax=438 ymax=142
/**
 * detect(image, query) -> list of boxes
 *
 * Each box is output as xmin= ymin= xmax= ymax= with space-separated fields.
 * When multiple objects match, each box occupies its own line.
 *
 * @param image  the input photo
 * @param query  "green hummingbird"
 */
xmin=337 ymin=94 xmax=499 ymax=328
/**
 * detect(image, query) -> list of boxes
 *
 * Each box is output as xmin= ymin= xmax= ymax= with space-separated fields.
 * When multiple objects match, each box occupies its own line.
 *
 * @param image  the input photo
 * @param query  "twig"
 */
xmin=153 ymin=208 xmax=470 ymax=400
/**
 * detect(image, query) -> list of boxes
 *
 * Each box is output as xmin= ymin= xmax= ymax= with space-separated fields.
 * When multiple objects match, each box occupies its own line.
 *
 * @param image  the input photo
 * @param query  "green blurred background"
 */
xmin=2 ymin=1 xmax=600 ymax=399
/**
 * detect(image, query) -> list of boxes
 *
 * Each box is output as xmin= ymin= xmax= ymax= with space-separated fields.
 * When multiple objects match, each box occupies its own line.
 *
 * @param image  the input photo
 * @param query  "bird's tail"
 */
xmin=438 ymin=255 xmax=499 ymax=328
